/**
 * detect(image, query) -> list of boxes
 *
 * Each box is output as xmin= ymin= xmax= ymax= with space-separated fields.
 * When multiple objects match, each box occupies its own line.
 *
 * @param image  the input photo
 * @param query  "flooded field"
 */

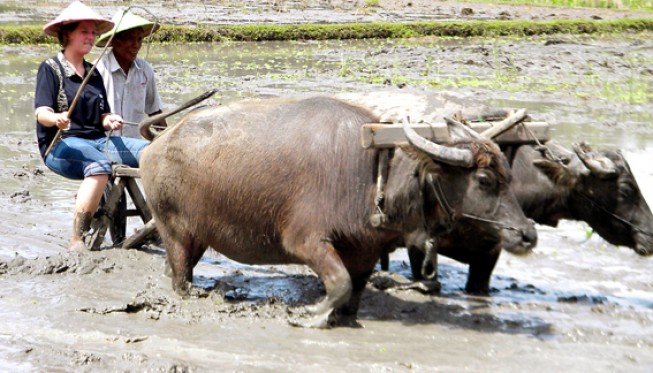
xmin=1 ymin=32 xmax=653 ymax=371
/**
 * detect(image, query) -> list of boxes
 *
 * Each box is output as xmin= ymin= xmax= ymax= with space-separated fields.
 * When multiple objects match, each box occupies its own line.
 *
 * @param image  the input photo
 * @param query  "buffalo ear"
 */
xmin=532 ymin=159 xmax=578 ymax=188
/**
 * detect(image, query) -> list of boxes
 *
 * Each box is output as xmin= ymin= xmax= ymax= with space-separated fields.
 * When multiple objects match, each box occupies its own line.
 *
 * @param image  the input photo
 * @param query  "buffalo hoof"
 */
xmin=335 ymin=313 xmax=363 ymax=328
xmin=188 ymin=286 xmax=208 ymax=298
xmin=464 ymin=286 xmax=491 ymax=296
xmin=172 ymin=280 xmax=192 ymax=299
xmin=288 ymin=306 xmax=362 ymax=329
xmin=68 ymin=239 xmax=90 ymax=253
xmin=288 ymin=308 xmax=333 ymax=329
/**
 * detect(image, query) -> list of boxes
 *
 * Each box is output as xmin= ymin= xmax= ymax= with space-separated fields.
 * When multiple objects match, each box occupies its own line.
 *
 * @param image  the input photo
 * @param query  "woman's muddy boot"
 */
xmin=69 ymin=211 xmax=92 ymax=252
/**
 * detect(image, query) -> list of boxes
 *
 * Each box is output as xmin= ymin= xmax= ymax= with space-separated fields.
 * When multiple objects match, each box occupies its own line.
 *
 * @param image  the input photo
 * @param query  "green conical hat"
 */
xmin=96 ymin=10 xmax=159 ymax=47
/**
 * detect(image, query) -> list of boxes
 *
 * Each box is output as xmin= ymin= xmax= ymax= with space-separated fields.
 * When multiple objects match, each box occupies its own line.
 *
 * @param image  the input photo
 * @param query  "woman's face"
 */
xmin=65 ymin=20 xmax=98 ymax=55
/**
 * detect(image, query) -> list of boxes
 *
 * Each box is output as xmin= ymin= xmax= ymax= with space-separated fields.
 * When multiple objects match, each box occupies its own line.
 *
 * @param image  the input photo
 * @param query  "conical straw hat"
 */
xmin=43 ymin=1 xmax=114 ymax=37
xmin=96 ymin=10 xmax=160 ymax=47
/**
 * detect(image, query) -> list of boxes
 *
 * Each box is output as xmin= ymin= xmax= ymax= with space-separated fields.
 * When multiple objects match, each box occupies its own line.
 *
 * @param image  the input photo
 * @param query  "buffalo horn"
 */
xmin=402 ymin=117 xmax=474 ymax=168
xmin=572 ymin=142 xmax=618 ymax=179
xmin=444 ymin=116 xmax=483 ymax=140
xmin=479 ymin=108 xmax=528 ymax=139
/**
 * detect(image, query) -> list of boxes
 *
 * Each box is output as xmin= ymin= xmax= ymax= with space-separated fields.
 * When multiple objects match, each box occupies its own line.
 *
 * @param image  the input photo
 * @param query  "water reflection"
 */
xmin=2 ymin=36 xmax=653 ymax=149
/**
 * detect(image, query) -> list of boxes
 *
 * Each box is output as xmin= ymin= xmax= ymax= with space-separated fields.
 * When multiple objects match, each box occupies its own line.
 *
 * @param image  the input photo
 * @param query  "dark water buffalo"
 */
xmin=405 ymin=141 xmax=653 ymax=294
xmin=139 ymin=96 xmax=535 ymax=327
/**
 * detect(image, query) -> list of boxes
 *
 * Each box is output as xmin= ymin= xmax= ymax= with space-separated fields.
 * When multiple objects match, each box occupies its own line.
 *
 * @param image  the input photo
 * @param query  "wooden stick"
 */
xmin=443 ymin=116 xmax=483 ymax=139
xmin=139 ymin=89 xmax=218 ymax=141
xmin=479 ymin=108 xmax=528 ymax=139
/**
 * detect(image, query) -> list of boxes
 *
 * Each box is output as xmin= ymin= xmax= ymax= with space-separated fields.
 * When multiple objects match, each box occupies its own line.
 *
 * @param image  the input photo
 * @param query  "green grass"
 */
xmin=3 ymin=18 xmax=653 ymax=44
xmin=464 ymin=0 xmax=653 ymax=11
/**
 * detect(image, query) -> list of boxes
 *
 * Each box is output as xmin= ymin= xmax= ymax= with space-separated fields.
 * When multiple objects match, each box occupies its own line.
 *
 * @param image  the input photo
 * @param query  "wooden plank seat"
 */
xmin=86 ymin=164 xmax=158 ymax=251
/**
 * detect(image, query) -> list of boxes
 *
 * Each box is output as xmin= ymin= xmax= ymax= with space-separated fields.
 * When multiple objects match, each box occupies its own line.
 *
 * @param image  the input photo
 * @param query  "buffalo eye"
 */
xmin=618 ymin=182 xmax=636 ymax=200
xmin=476 ymin=170 xmax=497 ymax=192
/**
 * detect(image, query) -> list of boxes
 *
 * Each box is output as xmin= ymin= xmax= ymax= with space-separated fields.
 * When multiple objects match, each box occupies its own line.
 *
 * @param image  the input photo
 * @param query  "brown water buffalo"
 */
xmin=139 ymin=96 xmax=535 ymax=328
xmin=405 ymin=141 xmax=653 ymax=294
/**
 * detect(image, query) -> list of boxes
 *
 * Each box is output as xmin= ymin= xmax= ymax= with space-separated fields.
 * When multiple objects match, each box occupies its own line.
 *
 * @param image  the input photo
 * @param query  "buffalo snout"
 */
xmin=634 ymin=232 xmax=653 ymax=256
xmin=502 ymin=219 xmax=537 ymax=256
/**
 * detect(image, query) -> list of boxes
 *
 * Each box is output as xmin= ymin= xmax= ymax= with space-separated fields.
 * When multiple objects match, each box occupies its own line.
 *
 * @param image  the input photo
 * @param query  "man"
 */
xmin=96 ymin=10 xmax=166 ymax=139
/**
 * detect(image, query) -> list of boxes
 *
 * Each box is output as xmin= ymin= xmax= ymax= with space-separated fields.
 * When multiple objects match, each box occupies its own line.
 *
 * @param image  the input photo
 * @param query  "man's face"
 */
xmin=112 ymin=27 xmax=145 ymax=64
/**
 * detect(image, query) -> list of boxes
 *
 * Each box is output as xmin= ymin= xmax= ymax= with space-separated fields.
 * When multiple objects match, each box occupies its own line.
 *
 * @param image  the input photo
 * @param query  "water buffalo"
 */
xmin=405 ymin=141 xmax=653 ymax=294
xmin=139 ymin=96 xmax=535 ymax=327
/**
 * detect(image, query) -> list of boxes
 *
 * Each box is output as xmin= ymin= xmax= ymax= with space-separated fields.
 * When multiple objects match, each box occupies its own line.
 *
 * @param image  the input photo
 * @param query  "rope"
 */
xmin=577 ymin=192 xmax=653 ymax=237
xmin=425 ymin=174 xmax=517 ymax=232
xmin=425 ymin=174 xmax=456 ymax=232
xmin=104 ymin=129 xmax=114 ymax=164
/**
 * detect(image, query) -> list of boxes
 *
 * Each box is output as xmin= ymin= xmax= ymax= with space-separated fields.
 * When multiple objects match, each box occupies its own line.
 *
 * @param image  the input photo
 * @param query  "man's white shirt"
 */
xmin=96 ymin=50 xmax=163 ymax=138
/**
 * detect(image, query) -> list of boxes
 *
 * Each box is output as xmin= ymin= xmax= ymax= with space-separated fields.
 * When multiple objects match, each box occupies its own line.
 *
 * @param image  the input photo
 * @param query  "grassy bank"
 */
xmin=463 ymin=0 xmax=653 ymax=11
xmin=2 ymin=18 xmax=653 ymax=44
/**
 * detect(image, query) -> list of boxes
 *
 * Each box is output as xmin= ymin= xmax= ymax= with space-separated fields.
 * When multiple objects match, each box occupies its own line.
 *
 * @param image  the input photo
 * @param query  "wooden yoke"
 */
xmin=360 ymin=110 xmax=550 ymax=149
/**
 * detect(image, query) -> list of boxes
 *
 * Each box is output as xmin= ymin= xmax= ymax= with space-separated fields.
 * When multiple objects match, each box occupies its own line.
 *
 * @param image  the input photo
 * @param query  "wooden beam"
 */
xmin=361 ymin=121 xmax=550 ymax=149
xmin=125 ymin=178 xmax=152 ymax=223
xmin=113 ymin=165 xmax=141 ymax=178
xmin=361 ymin=122 xmax=449 ymax=149
xmin=470 ymin=121 xmax=550 ymax=144
xmin=479 ymin=108 xmax=528 ymax=139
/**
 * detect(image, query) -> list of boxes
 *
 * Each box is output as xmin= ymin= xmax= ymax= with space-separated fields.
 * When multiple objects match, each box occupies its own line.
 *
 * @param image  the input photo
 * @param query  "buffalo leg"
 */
xmin=164 ymin=239 xmax=193 ymax=296
xmin=162 ymin=239 xmax=205 ymax=279
xmin=408 ymin=245 xmax=438 ymax=280
xmin=465 ymin=248 xmax=501 ymax=295
xmin=379 ymin=252 xmax=390 ymax=271
xmin=291 ymin=241 xmax=352 ymax=328
xmin=408 ymin=246 xmax=425 ymax=280
xmin=379 ymin=242 xmax=398 ymax=271
xmin=336 ymin=270 xmax=373 ymax=327
xmin=398 ymin=245 xmax=440 ymax=294
xmin=158 ymin=223 xmax=205 ymax=297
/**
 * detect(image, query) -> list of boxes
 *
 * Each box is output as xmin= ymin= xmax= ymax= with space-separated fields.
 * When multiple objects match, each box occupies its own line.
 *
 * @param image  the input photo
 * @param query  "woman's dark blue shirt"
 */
xmin=34 ymin=51 xmax=111 ymax=159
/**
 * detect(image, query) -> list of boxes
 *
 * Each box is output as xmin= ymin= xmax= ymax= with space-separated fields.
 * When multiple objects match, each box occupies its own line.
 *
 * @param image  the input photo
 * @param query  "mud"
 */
xmin=1 ymin=1 xmax=653 ymax=372
xmin=2 ymin=0 xmax=652 ymax=27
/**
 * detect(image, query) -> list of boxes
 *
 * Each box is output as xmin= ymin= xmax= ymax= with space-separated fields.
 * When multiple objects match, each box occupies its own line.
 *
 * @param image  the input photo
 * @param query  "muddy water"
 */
xmin=1 ymin=34 xmax=653 ymax=371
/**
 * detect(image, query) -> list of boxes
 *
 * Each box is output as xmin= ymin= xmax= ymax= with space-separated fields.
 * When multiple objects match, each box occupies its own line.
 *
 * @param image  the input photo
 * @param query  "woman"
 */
xmin=34 ymin=1 xmax=149 ymax=252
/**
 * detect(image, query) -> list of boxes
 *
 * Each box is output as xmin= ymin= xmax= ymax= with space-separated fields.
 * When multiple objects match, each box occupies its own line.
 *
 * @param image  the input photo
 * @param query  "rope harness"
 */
xmin=577 ymin=191 xmax=653 ymax=238
xmin=425 ymin=173 xmax=517 ymax=232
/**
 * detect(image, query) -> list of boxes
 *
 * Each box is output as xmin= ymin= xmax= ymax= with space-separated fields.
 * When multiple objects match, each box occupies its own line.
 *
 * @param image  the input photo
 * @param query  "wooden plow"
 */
xmin=85 ymin=90 xmax=217 ymax=251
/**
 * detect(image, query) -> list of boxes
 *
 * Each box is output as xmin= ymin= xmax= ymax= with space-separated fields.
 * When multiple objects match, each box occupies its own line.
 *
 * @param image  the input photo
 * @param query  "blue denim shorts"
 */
xmin=45 ymin=136 xmax=149 ymax=180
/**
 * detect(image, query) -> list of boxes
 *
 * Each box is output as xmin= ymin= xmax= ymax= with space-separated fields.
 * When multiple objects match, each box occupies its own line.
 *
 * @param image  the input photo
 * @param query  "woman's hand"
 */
xmin=53 ymin=111 xmax=70 ymax=130
xmin=103 ymin=113 xmax=123 ymax=131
